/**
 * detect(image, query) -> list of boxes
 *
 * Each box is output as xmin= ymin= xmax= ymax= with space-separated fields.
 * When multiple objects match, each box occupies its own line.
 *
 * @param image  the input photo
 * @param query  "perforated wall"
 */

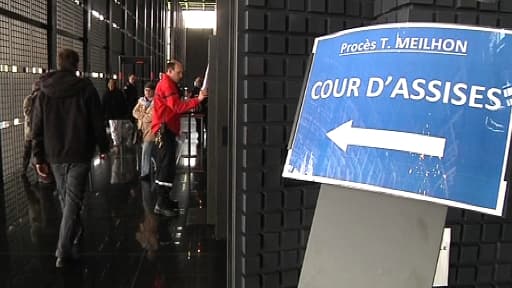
xmin=56 ymin=0 xmax=84 ymax=37
xmin=0 ymin=9 xmax=47 ymax=227
xmin=0 ymin=0 xmax=166 ymax=236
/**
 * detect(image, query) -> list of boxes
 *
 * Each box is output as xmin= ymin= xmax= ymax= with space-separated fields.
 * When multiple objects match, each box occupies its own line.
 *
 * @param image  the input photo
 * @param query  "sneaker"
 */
xmin=154 ymin=198 xmax=179 ymax=217
xmin=55 ymin=257 xmax=64 ymax=268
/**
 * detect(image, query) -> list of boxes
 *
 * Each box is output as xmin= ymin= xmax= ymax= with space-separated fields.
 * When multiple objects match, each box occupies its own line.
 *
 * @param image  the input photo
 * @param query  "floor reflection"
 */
xmin=1 ymin=138 xmax=225 ymax=288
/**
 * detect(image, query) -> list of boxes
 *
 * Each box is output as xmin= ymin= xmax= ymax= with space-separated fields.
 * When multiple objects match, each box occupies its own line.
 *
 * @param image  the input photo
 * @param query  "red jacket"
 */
xmin=151 ymin=74 xmax=200 ymax=135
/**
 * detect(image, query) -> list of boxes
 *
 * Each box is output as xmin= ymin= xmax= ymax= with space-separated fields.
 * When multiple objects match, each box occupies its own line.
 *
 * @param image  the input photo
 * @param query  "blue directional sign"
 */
xmin=283 ymin=23 xmax=512 ymax=216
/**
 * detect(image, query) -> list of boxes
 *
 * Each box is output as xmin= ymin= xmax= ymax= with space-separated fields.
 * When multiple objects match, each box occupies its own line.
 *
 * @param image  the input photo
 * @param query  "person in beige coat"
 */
xmin=22 ymin=80 xmax=40 ymax=174
xmin=133 ymin=82 xmax=156 ymax=180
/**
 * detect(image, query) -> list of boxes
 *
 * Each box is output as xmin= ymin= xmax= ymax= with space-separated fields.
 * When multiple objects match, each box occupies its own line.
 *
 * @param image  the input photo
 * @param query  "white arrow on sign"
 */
xmin=326 ymin=120 xmax=446 ymax=158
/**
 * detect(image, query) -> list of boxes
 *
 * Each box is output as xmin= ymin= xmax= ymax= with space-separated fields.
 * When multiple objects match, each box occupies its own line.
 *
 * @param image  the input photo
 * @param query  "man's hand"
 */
xmin=35 ymin=163 xmax=49 ymax=177
xmin=99 ymin=153 xmax=107 ymax=160
xmin=198 ymin=89 xmax=208 ymax=101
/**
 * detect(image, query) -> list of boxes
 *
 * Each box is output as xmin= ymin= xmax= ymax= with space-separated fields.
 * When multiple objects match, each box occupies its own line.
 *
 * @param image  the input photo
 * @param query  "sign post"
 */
xmin=299 ymin=184 xmax=447 ymax=288
xmin=283 ymin=23 xmax=512 ymax=287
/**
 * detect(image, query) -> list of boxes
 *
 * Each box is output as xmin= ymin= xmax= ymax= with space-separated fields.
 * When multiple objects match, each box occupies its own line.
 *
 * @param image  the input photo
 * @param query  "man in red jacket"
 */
xmin=152 ymin=60 xmax=207 ymax=216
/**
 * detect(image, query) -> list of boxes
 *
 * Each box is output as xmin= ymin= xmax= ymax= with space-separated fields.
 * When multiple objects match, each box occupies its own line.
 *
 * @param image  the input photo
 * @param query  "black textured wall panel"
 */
xmin=374 ymin=1 xmax=512 ymax=288
xmin=237 ymin=1 xmax=373 ymax=287
xmin=237 ymin=0 xmax=512 ymax=287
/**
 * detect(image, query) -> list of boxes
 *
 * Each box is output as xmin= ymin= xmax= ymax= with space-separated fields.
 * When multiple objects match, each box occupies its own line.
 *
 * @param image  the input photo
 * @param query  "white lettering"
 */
xmin=468 ymin=85 xmax=485 ymax=109
xmin=410 ymin=79 xmax=426 ymax=100
xmin=390 ymin=78 xmax=409 ymax=99
xmin=366 ymin=77 xmax=384 ymax=97
xmin=311 ymin=81 xmax=322 ymax=99
xmin=347 ymin=78 xmax=361 ymax=96
xmin=321 ymin=80 xmax=334 ymax=99
xmin=333 ymin=78 xmax=348 ymax=97
xmin=486 ymin=89 xmax=502 ymax=111
xmin=451 ymin=83 xmax=467 ymax=106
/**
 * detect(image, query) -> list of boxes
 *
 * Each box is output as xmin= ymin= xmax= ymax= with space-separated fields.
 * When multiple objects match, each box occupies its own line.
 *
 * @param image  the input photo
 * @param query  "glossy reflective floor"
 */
xmin=0 ymin=127 xmax=225 ymax=288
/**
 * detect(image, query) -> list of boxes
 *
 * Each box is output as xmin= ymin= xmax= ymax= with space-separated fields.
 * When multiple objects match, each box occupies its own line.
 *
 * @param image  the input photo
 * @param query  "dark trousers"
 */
xmin=51 ymin=162 xmax=90 ymax=258
xmin=155 ymin=127 xmax=177 ymax=196
xmin=23 ymin=140 xmax=32 ymax=172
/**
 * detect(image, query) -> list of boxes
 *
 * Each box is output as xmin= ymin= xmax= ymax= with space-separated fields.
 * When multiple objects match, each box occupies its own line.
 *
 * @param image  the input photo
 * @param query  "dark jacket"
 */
xmin=32 ymin=70 xmax=109 ymax=164
xmin=123 ymin=82 xmax=138 ymax=112
xmin=102 ymin=88 xmax=129 ymax=120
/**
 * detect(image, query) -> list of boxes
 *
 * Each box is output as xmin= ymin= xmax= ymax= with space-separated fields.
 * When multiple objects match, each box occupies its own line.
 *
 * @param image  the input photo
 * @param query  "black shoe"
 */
xmin=139 ymin=174 xmax=150 ymax=181
xmin=154 ymin=198 xmax=179 ymax=217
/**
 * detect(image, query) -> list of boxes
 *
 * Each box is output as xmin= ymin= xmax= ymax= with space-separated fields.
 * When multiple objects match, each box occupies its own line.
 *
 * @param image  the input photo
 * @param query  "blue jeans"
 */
xmin=141 ymin=141 xmax=155 ymax=177
xmin=51 ymin=162 xmax=90 ymax=258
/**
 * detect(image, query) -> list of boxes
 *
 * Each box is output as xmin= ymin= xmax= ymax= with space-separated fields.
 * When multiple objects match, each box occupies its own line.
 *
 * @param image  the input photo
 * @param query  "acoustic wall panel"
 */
xmin=374 ymin=1 xmax=512 ymax=287
xmin=236 ymin=1 xmax=374 ymax=287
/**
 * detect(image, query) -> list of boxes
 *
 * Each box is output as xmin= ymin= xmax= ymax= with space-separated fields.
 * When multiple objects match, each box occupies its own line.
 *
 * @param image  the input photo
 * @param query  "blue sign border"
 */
xmin=283 ymin=23 xmax=512 ymax=216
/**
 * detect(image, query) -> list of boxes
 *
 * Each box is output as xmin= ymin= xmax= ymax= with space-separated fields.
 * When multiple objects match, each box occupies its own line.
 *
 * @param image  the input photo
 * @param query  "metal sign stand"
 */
xmin=298 ymin=184 xmax=447 ymax=288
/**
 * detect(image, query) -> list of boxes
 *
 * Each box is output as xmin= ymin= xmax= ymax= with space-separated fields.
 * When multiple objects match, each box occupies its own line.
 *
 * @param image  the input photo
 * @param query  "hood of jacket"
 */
xmin=40 ymin=70 xmax=86 ymax=98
